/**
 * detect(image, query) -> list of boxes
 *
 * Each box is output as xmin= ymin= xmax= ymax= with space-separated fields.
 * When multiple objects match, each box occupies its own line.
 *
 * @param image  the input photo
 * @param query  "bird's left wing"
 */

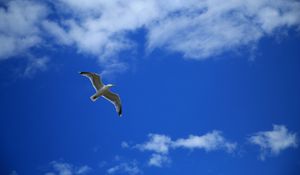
xmin=79 ymin=72 xmax=103 ymax=91
xmin=103 ymin=90 xmax=122 ymax=117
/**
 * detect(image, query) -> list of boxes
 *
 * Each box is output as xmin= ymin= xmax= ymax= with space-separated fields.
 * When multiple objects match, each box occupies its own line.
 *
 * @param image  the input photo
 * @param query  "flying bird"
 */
xmin=79 ymin=72 xmax=122 ymax=116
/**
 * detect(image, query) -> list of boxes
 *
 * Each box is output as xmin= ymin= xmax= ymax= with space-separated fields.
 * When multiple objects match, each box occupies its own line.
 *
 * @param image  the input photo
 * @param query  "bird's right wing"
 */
xmin=79 ymin=72 xmax=103 ymax=90
xmin=103 ymin=90 xmax=122 ymax=117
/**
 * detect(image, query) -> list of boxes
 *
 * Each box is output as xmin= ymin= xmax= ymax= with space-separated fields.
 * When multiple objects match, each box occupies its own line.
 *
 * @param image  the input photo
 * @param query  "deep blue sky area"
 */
xmin=1 ymin=1 xmax=300 ymax=175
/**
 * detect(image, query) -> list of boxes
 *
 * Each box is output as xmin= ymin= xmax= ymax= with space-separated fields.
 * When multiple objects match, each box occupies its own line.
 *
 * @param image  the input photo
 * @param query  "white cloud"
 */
xmin=173 ymin=131 xmax=237 ymax=153
xmin=135 ymin=134 xmax=172 ymax=154
xmin=148 ymin=154 xmax=170 ymax=167
xmin=0 ymin=0 xmax=48 ymax=60
xmin=45 ymin=161 xmax=92 ymax=175
xmin=132 ymin=131 xmax=236 ymax=167
xmin=107 ymin=162 xmax=141 ymax=175
xmin=249 ymin=125 xmax=298 ymax=160
xmin=147 ymin=0 xmax=300 ymax=59
xmin=135 ymin=131 xmax=236 ymax=154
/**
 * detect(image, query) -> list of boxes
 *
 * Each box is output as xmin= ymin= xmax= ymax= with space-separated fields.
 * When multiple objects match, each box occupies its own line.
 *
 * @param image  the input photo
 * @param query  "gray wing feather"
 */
xmin=80 ymin=72 xmax=103 ymax=90
xmin=103 ymin=90 xmax=122 ymax=116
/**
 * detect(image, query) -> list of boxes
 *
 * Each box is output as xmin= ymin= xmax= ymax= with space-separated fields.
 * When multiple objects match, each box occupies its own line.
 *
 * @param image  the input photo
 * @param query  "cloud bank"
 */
xmin=1 ymin=0 xmax=300 ymax=75
xmin=46 ymin=0 xmax=300 ymax=61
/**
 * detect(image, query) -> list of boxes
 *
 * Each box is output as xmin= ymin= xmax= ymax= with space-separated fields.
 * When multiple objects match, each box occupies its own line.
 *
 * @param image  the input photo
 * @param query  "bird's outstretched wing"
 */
xmin=79 ymin=72 xmax=103 ymax=91
xmin=103 ymin=90 xmax=122 ymax=116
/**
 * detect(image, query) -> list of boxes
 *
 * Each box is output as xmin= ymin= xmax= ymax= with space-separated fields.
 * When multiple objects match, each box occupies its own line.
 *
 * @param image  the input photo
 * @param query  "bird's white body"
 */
xmin=90 ymin=85 xmax=113 ymax=102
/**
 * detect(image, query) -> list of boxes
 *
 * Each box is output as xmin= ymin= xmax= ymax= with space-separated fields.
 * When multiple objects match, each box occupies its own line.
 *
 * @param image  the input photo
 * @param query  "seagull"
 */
xmin=79 ymin=72 xmax=122 ymax=117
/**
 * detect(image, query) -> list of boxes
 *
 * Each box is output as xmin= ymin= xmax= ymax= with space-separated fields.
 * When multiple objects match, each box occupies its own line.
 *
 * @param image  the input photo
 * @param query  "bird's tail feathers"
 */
xmin=90 ymin=94 xmax=100 ymax=102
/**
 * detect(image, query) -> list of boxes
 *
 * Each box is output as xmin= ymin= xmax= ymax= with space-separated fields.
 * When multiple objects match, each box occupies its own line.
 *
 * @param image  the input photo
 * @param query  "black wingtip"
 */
xmin=118 ymin=108 xmax=122 ymax=117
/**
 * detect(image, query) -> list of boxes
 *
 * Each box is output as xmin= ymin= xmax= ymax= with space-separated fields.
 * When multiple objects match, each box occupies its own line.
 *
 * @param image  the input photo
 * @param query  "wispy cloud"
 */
xmin=248 ymin=125 xmax=298 ymax=160
xmin=9 ymin=170 xmax=18 ymax=175
xmin=45 ymin=161 xmax=92 ymax=175
xmin=146 ymin=0 xmax=300 ymax=59
xmin=23 ymin=57 xmax=49 ymax=78
xmin=107 ymin=161 xmax=141 ymax=175
xmin=148 ymin=153 xmax=171 ymax=167
xmin=121 ymin=141 xmax=130 ymax=148
xmin=0 ymin=0 xmax=49 ymax=79
xmin=76 ymin=166 xmax=92 ymax=175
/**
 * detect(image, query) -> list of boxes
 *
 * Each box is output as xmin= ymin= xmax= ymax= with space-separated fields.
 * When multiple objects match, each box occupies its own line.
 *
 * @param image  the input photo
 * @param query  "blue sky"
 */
xmin=1 ymin=0 xmax=300 ymax=175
